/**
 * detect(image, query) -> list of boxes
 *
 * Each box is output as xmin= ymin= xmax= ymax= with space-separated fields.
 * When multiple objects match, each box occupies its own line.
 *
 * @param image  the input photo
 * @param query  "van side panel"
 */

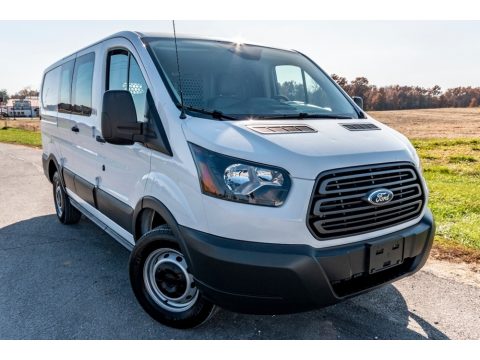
xmin=42 ymin=32 xmax=211 ymax=242
xmin=93 ymin=38 xmax=152 ymax=219
xmin=62 ymin=50 xmax=99 ymax=190
xmin=95 ymin=187 xmax=134 ymax=232
xmin=41 ymin=55 xmax=75 ymax=178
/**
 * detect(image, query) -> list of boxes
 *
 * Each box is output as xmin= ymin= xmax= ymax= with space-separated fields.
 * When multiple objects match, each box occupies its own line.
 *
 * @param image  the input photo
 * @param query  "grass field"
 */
xmin=413 ymin=139 xmax=480 ymax=256
xmin=1 ymin=118 xmax=40 ymax=132
xmin=1 ymin=109 xmax=479 ymax=260
xmin=370 ymin=107 xmax=480 ymax=139
xmin=0 ymin=127 xmax=41 ymax=147
xmin=372 ymin=108 xmax=480 ymax=261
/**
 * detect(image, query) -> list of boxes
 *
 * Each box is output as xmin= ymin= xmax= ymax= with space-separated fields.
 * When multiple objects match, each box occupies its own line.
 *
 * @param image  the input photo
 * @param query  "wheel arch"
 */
xmin=44 ymin=153 xmax=62 ymax=184
xmin=132 ymin=196 xmax=193 ymax=266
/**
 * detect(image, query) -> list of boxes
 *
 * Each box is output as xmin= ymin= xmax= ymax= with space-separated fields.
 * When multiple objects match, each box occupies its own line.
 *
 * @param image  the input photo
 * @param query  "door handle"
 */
xmin=96 ymin=135 xmax=106 ymax=143
xmin=71 ymin=125 xmax=79 ymax=133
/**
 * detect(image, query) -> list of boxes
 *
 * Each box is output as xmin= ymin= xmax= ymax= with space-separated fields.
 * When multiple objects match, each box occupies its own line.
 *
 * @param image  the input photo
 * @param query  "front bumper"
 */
xmin=179 ymin=209 xmax=435 ymax=314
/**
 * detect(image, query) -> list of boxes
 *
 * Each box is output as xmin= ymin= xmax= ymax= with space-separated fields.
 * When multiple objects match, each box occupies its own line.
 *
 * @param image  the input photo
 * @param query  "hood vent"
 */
xmin=247 ymin=124 xmax=317 ymax=134
xmin=340 ymin=123 xmax=381 ymax=131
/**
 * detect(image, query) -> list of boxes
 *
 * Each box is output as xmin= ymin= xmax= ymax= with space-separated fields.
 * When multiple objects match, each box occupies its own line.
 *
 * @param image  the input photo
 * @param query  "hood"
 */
xmin=181 ymin=115 xmax=419 ymax=180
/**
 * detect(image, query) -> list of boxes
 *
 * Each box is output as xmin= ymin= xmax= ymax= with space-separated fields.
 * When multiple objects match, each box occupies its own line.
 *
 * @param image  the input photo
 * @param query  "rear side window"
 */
xmin=72 ymin=52 xmax=95 ymax=116
xmin=107 ymin=49 xmax=148 ymax=122
xmin=58 ymin=60 xmax=75 ymax=113
xmin=42 ymin=67 xmax=61 ymax=111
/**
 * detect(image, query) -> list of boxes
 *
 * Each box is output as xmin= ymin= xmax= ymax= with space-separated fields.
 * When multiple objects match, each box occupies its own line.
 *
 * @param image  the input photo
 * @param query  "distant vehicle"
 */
xmin=40 ymin=31 xmax=435 ymax=329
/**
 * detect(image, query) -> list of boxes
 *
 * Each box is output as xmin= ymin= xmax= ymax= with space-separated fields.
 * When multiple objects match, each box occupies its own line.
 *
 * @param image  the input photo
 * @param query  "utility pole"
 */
xmin=1 ymin=96 xmax=7 ymax=128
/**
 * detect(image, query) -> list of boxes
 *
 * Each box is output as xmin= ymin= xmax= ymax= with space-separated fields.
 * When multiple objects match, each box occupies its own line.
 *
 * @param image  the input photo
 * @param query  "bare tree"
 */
xmin=11 ymin=87 xmax=39 ymax=100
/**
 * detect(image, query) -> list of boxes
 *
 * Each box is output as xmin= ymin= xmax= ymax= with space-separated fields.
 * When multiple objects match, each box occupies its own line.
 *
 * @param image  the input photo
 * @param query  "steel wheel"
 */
xmin=52 ymin=171 xmax=81 ymax=225
xmin=143 ymin=248 xmax=199 ymax=313
xmin=55 ymin=183 xmax=64 ymax=217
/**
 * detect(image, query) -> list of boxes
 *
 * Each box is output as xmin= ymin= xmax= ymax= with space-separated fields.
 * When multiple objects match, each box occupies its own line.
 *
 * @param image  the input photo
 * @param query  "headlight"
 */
xmin=189 ymin=143 xmax=291 ymax=207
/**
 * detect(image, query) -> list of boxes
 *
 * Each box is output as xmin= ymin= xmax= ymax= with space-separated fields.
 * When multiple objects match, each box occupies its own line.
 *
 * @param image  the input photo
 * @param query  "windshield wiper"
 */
xmin=177 ymin=104 xmax=238 ymax=120
xmin=256 ymin=113 xmax=354 ymax=120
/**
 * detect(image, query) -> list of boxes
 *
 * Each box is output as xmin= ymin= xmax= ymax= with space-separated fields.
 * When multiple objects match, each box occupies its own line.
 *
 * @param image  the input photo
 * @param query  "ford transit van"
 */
xmin=40 ymin=31 xmax=435 ymax=329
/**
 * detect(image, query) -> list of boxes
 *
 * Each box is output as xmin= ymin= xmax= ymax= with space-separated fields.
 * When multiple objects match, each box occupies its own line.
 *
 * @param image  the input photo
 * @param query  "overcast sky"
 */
xmin=0 ymin=20 xmax=478 ymax=93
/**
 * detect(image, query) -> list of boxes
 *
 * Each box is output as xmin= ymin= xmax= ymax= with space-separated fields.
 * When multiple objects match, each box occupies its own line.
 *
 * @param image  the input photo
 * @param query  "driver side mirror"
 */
xmin=101 ymin=90 xmax=142 ymax=145
xmin=352 ymin=96 xmax=364 ymax=110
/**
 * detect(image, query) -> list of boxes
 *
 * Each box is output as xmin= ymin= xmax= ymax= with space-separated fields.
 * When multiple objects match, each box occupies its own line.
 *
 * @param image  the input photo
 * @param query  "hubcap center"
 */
xmin=143 ymin=248 xmax=199 ymax=312
xmin=55 ymin=185 xmax=63 ymax=214
xmin=154 ymin=261 xmax=187 ymax=299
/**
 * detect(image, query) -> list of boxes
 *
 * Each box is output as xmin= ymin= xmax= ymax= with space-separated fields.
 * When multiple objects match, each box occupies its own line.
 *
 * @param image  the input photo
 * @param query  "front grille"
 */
xmin=307 ymin=162 xmax=424 ymax=239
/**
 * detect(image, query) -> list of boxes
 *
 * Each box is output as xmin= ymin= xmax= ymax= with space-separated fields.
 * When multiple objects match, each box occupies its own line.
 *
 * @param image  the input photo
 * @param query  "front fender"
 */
xmin=131 ymin=196 xmax=195 ymax=270
xmin=134 ymin=170 xmax=209 ymax=240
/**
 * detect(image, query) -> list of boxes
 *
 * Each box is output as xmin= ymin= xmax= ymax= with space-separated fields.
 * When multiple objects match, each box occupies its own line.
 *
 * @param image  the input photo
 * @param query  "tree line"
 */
xmin=331 ymin=75 xmax=480 ymax=111
xmin=0 ymin=87 xmax=39 ymax=102
xmin=2 ymin=80 xmax=480 ymax=110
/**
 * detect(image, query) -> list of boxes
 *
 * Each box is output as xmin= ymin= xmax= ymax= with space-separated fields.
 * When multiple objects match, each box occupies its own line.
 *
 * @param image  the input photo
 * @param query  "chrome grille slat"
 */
xmin=320 ymin=177 xmax=417 ymax=194
xmin=320 ymin=168 xmax=416 ymax=186
xmin=313 ymin=193 xmax=422 ymax=217
xmin=314 ymin=206 xmax=422 ymax=235
xmin=318 ymin=200 xmax=422 ymax=223
xmin=325 ymin=172 xmax=413 ymax=189
xmin=316 ymin=183 xmax=421 ymax=204
xmin=307 ymin=162 xmax=425 ymax=239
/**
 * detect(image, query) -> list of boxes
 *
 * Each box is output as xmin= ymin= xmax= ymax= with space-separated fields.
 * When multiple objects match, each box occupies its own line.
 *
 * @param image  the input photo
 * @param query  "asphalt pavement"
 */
xmin=0 ymin=142 xmax=479 ymax=339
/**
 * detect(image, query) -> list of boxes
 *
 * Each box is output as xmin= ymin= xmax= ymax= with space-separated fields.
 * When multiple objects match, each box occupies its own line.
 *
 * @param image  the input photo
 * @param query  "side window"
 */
xmin=42 ymin=67 xmax=61 ymax=112
xmin=128 ymin=57 xmax=148 ymax=123
xmin=275 ymin=65 xmax=306 ymax=102
xmin=58 ymin=60 xmax=75 ymax=113
xmin=275 ymin=65 xmax=328 ymax=107
xmin=72 ymin=52 xmax=95 ymax=116
xmin=304 ymin=71 xmax=328 ymax=107
xmin=107 ymin=50 xmax=128 ymax=91
xmin=107 ymin=49 xmax=148 ymax=122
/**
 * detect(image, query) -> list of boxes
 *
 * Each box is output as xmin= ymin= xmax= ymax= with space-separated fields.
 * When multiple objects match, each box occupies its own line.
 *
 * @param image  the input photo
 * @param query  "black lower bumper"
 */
xmin=179 ymin=210 xmax=435 ymax=315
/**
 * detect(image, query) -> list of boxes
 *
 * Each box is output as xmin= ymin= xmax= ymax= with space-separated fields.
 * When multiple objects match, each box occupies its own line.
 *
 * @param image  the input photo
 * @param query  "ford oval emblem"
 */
xmin=366 ymin=188 xmax=394 ymax=206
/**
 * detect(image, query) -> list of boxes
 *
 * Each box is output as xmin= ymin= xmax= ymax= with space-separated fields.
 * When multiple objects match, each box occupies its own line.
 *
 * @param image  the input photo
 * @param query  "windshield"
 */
xmin=146 ymin=38 xmax=360 ymax=119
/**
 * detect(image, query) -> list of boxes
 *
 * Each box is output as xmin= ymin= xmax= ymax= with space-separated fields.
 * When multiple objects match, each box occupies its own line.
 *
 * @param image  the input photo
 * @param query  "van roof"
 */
xmin=43 ymin=30 xmax=296 ymax=74
xmin=137 ymin=31 xmax=296 ymax=52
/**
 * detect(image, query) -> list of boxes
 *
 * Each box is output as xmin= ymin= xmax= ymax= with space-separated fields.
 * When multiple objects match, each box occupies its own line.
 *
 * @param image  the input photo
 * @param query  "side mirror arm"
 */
xmin=132 ymin=123 xmax=146 ymax=143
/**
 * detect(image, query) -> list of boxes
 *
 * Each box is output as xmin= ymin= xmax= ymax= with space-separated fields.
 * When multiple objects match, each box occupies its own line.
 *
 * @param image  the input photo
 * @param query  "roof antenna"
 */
xmin=172 ymin=20 xmax=186 ymax=119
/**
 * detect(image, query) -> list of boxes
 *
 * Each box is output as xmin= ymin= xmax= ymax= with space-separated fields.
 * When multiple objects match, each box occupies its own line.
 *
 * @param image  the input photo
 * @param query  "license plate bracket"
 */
xmin=368 ymin=237 xmax=405 ymax=274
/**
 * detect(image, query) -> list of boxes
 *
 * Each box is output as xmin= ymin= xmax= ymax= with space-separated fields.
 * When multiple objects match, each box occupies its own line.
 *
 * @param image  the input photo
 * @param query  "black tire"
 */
xmin=129 ymin=225 xmax=216 ymax=329
xmin=52 ymin=171 xmax=81 ymax=225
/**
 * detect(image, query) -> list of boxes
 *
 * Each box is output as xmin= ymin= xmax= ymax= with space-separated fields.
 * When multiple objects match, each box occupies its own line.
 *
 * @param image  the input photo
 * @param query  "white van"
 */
xmin=40 ymin=31 xmax=435 ymax=329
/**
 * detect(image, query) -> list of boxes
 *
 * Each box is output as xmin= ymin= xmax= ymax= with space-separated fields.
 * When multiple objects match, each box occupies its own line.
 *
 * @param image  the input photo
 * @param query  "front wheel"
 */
xmin=129 ymin=225 xmax=216 ymax=328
